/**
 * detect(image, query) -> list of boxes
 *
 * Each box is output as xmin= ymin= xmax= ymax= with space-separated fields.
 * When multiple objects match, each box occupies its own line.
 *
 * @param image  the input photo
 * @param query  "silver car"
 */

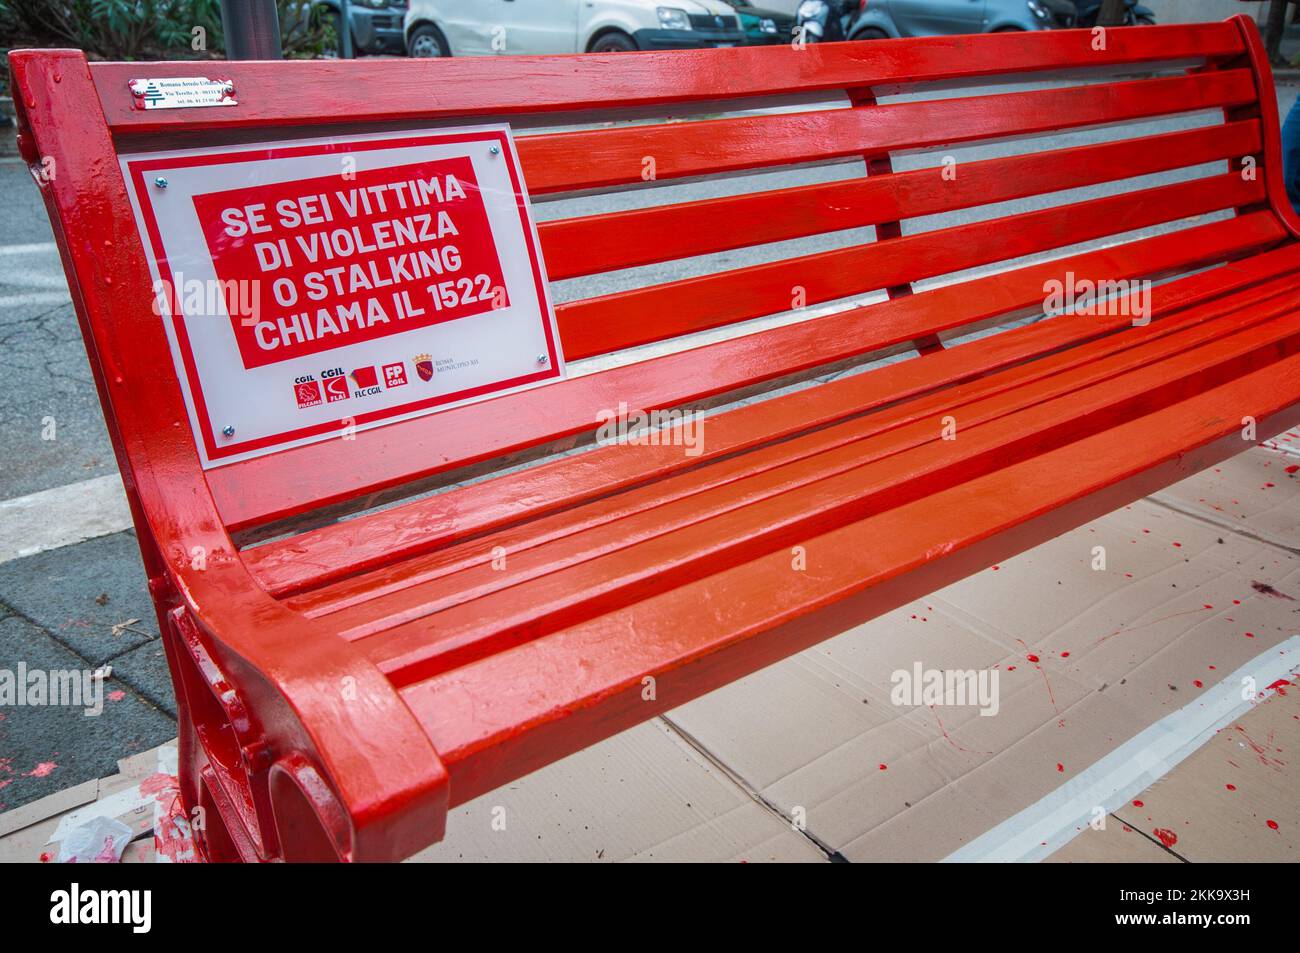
xmin=824 ymin=0 xmax=1078 ymax=40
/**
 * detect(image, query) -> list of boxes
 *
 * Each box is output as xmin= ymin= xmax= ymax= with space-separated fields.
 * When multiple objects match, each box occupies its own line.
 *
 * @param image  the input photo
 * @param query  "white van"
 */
xmin=404 ymin=0 xmax=748 ymax=56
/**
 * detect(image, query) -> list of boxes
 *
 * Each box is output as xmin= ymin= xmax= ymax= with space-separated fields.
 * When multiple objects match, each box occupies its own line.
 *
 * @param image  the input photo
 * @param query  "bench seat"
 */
xmin=11 ymin=15 xmax=1300 ymax=861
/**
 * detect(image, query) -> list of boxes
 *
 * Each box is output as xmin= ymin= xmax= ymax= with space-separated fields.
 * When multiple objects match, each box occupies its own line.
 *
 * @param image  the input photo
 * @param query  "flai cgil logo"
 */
xmin=49 ymin=883 xmax=151 ymax=933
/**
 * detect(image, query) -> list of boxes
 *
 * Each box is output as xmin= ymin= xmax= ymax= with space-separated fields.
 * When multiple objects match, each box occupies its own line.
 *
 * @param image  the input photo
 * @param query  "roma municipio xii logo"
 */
xmin=414 ymin=353 xmax=434 ymax=382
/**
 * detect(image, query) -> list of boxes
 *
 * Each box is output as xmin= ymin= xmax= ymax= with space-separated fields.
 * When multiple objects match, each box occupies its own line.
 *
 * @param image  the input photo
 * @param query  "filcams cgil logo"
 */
xmin=50 ymin=884 xmax=151 ymax=933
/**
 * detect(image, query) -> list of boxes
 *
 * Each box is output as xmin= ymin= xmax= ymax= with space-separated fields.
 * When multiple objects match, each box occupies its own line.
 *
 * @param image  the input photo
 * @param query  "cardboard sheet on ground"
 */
xmin=120 ymin=126 xmax=563 ymax=467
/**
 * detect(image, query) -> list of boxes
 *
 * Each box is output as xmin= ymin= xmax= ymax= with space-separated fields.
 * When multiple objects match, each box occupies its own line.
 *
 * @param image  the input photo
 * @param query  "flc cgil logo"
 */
xmin=49 ymin=883 xmax=151 ymax=933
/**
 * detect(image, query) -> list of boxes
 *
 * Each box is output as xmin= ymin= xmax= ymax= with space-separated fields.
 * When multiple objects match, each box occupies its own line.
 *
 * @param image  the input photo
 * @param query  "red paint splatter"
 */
xmin=1007 ymin=665 xmax=1017 ymax=671
xmin=1172 ymin=542 xmax=1182 ymax=548
xmin=1133 ymin=799 xmax=1144 ymax=807
xmin=1285 ymin=464 xmax=1299 ymax=474
xmin=878 ymin=763 xmax=887 ymax=771
xmin=1060 ymin=651 xmax=1070 ymax=658
xmin=1244 ymin=632 xmax=1255 ymax=639
xmin=107 ymin=690 xmax=125 ymax=702
xmin=138 ymin=771 xmax=197 ymax=863
xmin=1226 ymin=784 xmax=1236 ymax=791
xmin=1154 ymin=828 xmax=1178 ymax=848
xmin=930 ymin=707 xmax=994 ymax=756
xmin=25 ymin=762 xmax=56 ymax=778
xmin=1017 ymin=640 xmax=1063 ymax=725
xmin=1267 ymin=819 xmax=1279 ymax=830
xmin=1193 ymin=680 xmax=1203 ymax=688
xmin=1096 ymin=607 xmax=1212 ymax=647
xmin=39 ymin=852 xmax=52 ymax=863
xmin=1057 ymin=763 xmax=1064 ymax=773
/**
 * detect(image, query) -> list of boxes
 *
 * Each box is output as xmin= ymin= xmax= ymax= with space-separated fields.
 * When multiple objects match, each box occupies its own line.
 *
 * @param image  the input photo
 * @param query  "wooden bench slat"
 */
xmin=341 ymin=307 xmax=1300 ymax=680
xmin=516 ymin=70 xmax=1257 ymax=194
xmin=218 ymin=211 xmax=1286 ymax=532
xmin=89 ymin=23 xmax=1245 ymax=135
xmin=244 ymin=241 xmax=1300 ymax=598
xmin=538 ymin=120 xmax=1263 ymax=281
xmin=282 ymin=275 xmax=1300 ymax=626
xmin=555 ymin=171 xmax=1262 ymax=359
xmin=400 ymin=352 xmax=1300 ymax=809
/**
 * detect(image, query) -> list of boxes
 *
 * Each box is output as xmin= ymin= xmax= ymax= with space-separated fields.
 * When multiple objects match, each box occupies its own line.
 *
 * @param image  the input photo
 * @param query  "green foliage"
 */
xmin=0 ymin=0 xmax=331 ymax=60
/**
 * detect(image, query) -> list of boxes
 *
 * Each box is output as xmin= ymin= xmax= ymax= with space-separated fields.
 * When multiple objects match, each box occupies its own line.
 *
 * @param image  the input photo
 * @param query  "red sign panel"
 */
xmin=191 ymin=155 xmax=509 ymax=369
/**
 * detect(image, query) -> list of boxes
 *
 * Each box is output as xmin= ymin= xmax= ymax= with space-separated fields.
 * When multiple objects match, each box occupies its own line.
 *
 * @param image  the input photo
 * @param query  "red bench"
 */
xmin=11 ymin=16 xmax=1300 ymax=861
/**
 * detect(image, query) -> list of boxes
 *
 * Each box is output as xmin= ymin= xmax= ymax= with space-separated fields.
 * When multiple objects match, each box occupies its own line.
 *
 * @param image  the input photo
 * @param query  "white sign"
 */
xmin=128 ymin=77 xmax=237 ymax=110
xmin=121 ymin=126 xmax=565 ymax=467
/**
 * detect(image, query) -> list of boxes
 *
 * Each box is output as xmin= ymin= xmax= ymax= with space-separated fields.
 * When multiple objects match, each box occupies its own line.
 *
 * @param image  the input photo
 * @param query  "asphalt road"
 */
xmin=1 ymin=78 xmax=1296 ymax=815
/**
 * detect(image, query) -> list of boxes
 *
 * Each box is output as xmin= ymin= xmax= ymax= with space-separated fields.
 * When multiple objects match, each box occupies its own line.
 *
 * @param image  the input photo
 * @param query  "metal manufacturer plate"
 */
xmin=128 ymin=77 xmax=237 ymax=110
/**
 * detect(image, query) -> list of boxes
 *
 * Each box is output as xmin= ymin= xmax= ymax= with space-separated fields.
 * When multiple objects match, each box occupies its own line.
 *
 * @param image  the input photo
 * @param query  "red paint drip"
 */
xmin=1133 ymin=799 xmax=1144 ymax=807
xmin=878 ymin=763 xmax=887 ymax=771
xmin=1225 ymin=784 xmax=1236 ymax=791
xmin=1154 ymin=828 xmax=1178 ymax=848
xmin=1267 ymin=819 xmax=1279 ymax=830
xmin=1057 ymin=763 xmax=1064 ymax=773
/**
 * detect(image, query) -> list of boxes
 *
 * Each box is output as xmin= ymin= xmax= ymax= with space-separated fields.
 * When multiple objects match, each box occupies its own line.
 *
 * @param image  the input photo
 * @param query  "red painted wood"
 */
xmin=537 ymin=120 xmax=1260 ymax=279
xmin=350 ymin=311 xmax=1300 ymax=682
xmin=13 ymin=16 xmax=1300 ymax=862
xmin=89 ymin=24 xmax=1245 ymax=135
xmin=218 ymin=211 xmax=1286 ymax=533
xmin=403 ymin=357 xmax=1300 ymax=808
xmin=555 ymin=172 xmax=1261 ymax=360
xmin=516 ymin=70 xmax=1257 ymax=195
xmin=1233 ymin=16 xmax=1300 ymax=241
xmin=269 ymin=263 xmax=1300 ymax=616
xmin=297 ymin=283 xmax=1300 ymax=626
xmin=245 ymin=241 xmax=1300 ymax=598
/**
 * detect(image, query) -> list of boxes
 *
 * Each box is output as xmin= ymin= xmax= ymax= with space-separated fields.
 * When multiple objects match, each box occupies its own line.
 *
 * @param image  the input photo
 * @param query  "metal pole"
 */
xmin=340 ymin=0 xmax=354 ymax=59
xmin=220 ymin=0 xmax=283 ymax=60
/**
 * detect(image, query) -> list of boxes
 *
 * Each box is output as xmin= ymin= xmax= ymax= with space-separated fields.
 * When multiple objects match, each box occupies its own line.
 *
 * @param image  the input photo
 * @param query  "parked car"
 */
xmin=316 ymin=0 xmax=409 ymax=55
xmin=797 ymin=0 xmax=1078 ymax=43
xmin=404 ymin=0 xmax=746 ymax=57
xmin=729 ymin=0 xmax=796 ymax=45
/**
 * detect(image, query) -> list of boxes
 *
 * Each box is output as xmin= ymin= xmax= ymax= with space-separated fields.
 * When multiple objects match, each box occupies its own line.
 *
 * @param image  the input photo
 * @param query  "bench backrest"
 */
xmin=10 ymin=18 xmax=1295 ymax=543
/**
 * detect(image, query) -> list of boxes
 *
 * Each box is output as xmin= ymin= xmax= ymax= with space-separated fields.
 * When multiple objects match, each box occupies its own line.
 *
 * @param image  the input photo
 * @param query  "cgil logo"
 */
xmin=49 ymin=883 xmax=151 ymax=933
